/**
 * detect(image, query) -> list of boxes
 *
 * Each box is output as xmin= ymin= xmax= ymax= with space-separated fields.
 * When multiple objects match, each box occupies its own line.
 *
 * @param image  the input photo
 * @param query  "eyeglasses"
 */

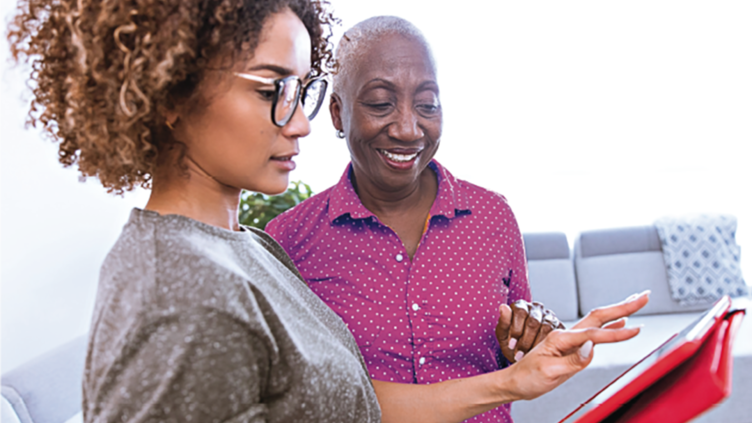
xmin=234 ymin=72 xmax=328 ymax=127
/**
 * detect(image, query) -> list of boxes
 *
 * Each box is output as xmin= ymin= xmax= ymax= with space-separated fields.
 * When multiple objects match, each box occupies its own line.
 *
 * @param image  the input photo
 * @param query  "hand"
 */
xmin=496 ymin=300 xmax=565 ymax=364
xmin=502 ymin=291 xmax=650 ymax=401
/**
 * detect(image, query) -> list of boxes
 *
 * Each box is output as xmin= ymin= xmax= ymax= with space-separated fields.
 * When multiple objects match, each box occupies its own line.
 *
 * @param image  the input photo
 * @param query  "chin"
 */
xmin=255 ymin=179 xmax=289 ymax=196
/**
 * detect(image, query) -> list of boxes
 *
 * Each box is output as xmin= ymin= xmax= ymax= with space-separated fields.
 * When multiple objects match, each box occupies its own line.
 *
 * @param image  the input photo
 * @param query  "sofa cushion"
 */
xmin=524 ymin=232 xmax=571 ymax=261
xmin=579 ymin=226 xmax=662 ymax=258
xmin=528 ymin=260 xmax=579 ymax=321
xmin=524 ymin=233 xmax=579 ymax=321
xmin=575 ymin=227 xmax=710 ymax=316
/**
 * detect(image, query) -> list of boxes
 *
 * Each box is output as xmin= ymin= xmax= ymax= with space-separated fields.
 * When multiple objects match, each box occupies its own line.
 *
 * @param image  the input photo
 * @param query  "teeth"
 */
xmin=379 ymin=149 xmax=419 ymax=162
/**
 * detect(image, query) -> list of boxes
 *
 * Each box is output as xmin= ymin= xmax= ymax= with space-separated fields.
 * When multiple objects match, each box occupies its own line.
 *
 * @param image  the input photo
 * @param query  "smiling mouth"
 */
xmin=376 ymin=149 xmax=421 ymax=163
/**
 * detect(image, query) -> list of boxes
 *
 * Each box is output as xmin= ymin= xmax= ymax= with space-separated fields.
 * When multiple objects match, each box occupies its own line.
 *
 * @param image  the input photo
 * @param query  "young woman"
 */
xmin=8 ymin=1 xmax=380 ymax=422
xmin=9 ymin=3 xmax=646 ymax=422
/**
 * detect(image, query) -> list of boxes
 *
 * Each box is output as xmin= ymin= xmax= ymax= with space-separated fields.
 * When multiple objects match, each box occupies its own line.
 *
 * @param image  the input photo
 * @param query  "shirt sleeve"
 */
xmin=264 ymin=215 xmax=288 ymax=251
xmin=85 ymin=308 xmax=270 ymax=423
xmin=504 ymin=207 xmax=532 ymax=305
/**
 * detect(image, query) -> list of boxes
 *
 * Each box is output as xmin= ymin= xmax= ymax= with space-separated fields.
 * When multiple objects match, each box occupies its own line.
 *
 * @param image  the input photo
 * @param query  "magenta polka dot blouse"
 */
xmin=266 ymin=160 xmax=531 ymax=422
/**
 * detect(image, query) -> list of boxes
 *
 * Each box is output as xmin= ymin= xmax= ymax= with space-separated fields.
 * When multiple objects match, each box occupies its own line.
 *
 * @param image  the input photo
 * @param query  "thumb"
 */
xmin=496 ymin=304 xmax=512 ymax=341
xmin=563 ymin=339 xmax=594 ymax=371
xmin=577 ymin=340 xmax=594 ymax=364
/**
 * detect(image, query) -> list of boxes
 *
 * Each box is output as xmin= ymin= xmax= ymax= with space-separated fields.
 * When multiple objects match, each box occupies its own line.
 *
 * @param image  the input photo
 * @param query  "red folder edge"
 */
xmin=619 ymin=310 xmax=745 ymax=423
xmin=558 ymin=297 xmax=746 ymax=423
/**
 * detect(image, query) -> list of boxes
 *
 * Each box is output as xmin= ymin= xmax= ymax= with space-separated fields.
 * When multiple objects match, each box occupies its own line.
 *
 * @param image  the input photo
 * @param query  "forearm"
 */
xmin=372 ymin=369 xmax=519 ymax=423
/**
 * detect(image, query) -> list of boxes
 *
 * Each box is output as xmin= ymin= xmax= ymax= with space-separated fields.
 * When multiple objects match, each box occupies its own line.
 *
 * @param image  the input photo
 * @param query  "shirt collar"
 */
xmin=327 ymin=159 xmax=471 ymax=223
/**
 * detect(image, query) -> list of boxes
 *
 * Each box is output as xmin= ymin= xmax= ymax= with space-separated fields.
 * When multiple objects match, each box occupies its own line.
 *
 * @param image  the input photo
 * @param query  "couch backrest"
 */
xmin=574 ymin=226 xmax=710 ymax=316
xmin=524 ymin=232 xmax=579 ymax=321
xmin=1 ymin=335 xmax=87 ymax=423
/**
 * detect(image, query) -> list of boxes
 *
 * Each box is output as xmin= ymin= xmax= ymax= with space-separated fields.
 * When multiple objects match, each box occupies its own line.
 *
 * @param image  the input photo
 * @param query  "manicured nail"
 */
xmin=514 ymin=351 xmax=524 ymax=362
xmin=508 ymin=338 xmax=517 ymax=350
xmin=579 ymin=340 xmax=593 ymax=360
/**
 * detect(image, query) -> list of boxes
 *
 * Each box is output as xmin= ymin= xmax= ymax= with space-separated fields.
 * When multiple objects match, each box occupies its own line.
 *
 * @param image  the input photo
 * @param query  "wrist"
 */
xmin=489 ymin=366 xmax=524 ymax=404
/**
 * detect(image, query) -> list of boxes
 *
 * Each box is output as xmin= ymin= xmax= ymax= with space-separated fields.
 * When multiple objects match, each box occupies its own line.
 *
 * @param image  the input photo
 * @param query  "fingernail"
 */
xmin=508 ymin=338 xmax=517 ymax=350
xmin=626 ymin=293 xmax=638 ymax=302
xmin=579 ymin=340 xmax=593 ymax=361
xmin=515 ymin=351 xmax=524 ymax=362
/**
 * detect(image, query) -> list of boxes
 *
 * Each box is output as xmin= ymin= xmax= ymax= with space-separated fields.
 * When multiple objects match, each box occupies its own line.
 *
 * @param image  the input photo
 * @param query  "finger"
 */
xmin=533 ymin=320 xmax=554 ymax=346
xmin=496 ymin=304 xmax=513 ymax=343
xmin=497 ymin=304 xmax=517 ymax=364
xmin=603 ymin=318 xmax=628 ymax=330
xmin=509 ymin=300 xmax=529 ymax=350
xmin=551 ymin=326 xmax=642 ymax=355
xmin=573 ymin=291 xmax=649 ymax=330
xmin=516 ymin=302 xmax=544 ymax=356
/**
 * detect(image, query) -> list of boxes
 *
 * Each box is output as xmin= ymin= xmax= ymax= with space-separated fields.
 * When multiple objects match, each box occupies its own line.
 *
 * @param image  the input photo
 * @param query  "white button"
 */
xmin=412 ymin=303 xmax=420 ymax=311
xmin=396 ymin=254 xmax=404 ymax=262
xmin=419 ymin=357 xmax=426 ymax=365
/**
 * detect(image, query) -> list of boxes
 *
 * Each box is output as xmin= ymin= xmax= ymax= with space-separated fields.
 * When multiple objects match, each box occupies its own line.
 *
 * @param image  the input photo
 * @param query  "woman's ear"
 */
xmin=329 ymin=93 xmax=343 ymax=131
xmin=164 ymin=110 xmax=180 ymax=129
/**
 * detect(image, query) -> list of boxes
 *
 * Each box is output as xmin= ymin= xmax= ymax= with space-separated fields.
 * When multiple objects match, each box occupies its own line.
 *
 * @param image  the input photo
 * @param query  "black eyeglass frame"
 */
xmin=233 ymin=72 xmax=328 ymax=127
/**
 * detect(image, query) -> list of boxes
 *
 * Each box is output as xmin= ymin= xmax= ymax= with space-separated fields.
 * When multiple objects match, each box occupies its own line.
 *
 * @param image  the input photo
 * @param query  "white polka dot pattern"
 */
xmin=266 ymin=160 xmax=531 ymax=423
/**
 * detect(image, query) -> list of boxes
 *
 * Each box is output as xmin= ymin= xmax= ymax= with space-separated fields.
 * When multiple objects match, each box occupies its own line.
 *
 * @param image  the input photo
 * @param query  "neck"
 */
xmin=145 ymin=150 xmax=242 ymax=231
xmin=352 ymin=165 xmax=438 ymax=219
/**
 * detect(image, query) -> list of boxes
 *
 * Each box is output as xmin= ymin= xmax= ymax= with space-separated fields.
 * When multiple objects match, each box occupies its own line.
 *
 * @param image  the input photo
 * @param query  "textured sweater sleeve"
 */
xmin=86 ymin=308 xmax=270 ymax=423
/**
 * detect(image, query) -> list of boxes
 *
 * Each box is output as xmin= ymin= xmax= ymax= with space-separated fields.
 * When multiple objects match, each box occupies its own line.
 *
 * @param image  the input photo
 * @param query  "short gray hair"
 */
xmin=332 ymin=16 xmax=436 ymax=95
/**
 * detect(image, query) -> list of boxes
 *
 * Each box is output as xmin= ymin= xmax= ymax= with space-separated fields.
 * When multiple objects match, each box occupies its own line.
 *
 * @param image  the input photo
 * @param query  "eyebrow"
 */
xmin=416 ymin=81 xmax=440 ymax=93
xmin=364 ymin=78 xmax=394 ymax=87
xmin=244 ymin=64 xmax=294 ymax=76
xmin=361 ymin=78 xmax=439 ymax=95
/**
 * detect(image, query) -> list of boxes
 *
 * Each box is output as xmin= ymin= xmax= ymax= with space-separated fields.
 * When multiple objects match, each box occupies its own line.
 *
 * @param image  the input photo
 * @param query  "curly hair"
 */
xmin=7 ymin=0 xmax=336 ymax=194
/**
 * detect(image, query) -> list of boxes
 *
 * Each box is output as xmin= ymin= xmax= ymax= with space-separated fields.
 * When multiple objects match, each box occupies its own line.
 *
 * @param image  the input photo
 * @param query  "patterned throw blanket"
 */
xmin=654 ymin=214 xmax=748 ymax=306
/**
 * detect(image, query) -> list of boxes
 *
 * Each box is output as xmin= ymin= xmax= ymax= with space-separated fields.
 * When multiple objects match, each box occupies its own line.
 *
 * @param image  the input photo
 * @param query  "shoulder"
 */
xmin=266 ymin=185 xmax=334 ymax=241
xmin=452 ymin=176 xmax=516 ymax=217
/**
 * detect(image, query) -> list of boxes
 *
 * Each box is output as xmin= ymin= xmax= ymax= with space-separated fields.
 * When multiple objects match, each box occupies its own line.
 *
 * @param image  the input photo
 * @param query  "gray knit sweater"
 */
xmin=83 ymin=209 xmax=380 ymax=423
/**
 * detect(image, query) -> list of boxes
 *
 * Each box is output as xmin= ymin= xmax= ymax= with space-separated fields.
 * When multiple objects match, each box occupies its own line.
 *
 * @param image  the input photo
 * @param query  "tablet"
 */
xmin=558 ymin=295 xmax=734 ymax=423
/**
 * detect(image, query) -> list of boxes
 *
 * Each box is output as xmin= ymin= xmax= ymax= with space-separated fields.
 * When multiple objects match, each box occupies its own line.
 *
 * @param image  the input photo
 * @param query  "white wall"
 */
xmin=2 ymin=0 xmax=750 ymax=372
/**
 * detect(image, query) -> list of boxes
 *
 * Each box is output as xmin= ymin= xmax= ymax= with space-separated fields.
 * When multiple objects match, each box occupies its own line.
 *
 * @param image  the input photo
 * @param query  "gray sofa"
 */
xmin=2 ymin=336 xmax=86 ymax=423
xmin=513 ymin=227 xmax=752 ymax=423
xmin=3 ymin=228 xmax=750 ymax=423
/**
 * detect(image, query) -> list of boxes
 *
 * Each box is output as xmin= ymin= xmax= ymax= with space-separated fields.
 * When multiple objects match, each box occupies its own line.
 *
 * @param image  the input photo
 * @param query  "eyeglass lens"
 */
xmin=274 ymin=78 xmax=302 ymax=127
xmin=302 ymin=79 xmax=327 ymax=120
xmin=273 ymin=77 xmax=327 ymax=126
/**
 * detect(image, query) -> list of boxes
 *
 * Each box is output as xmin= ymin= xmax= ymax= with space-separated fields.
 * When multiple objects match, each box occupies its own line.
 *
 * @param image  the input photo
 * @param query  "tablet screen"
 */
xmin=558 ymin=296 xmax=731 ymax=423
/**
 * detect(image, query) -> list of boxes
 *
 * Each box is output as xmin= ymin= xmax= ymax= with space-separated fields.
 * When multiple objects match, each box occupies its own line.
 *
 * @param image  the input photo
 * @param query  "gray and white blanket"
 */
xmin=655 ymin=214 xmax=748 ymax=306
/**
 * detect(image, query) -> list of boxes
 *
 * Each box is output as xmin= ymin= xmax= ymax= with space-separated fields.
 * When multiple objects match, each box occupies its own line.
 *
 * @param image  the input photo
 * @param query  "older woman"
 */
xmin=266 ymin=15 xmax=648 ymax=423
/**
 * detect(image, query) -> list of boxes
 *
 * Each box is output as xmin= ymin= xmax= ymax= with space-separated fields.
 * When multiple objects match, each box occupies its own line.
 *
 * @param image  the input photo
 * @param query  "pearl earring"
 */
xmin=336 ymin=130 xmax=345 ymax=139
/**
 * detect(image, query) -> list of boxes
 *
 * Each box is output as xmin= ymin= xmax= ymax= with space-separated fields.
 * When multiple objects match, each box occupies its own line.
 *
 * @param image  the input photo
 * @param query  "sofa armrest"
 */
xmin=1 ymin=335 xmax=87 ymax=423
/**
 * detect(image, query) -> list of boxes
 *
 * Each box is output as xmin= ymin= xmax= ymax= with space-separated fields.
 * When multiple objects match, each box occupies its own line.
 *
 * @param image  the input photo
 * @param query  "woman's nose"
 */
xmin=388 ymin=108 xmax=424 ymax=142
xmin=282 ymin=101 xmax=312 ymax=139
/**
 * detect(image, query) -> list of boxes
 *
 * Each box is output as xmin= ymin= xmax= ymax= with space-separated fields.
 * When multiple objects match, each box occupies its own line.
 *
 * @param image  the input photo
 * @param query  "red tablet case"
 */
xmin=559 ymin=296 xmax=745 ymax=423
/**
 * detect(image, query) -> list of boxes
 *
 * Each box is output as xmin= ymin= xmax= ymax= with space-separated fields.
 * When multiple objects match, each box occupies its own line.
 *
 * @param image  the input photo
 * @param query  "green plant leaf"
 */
xmin=238 ymin=181 xmax=313 ymax=230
